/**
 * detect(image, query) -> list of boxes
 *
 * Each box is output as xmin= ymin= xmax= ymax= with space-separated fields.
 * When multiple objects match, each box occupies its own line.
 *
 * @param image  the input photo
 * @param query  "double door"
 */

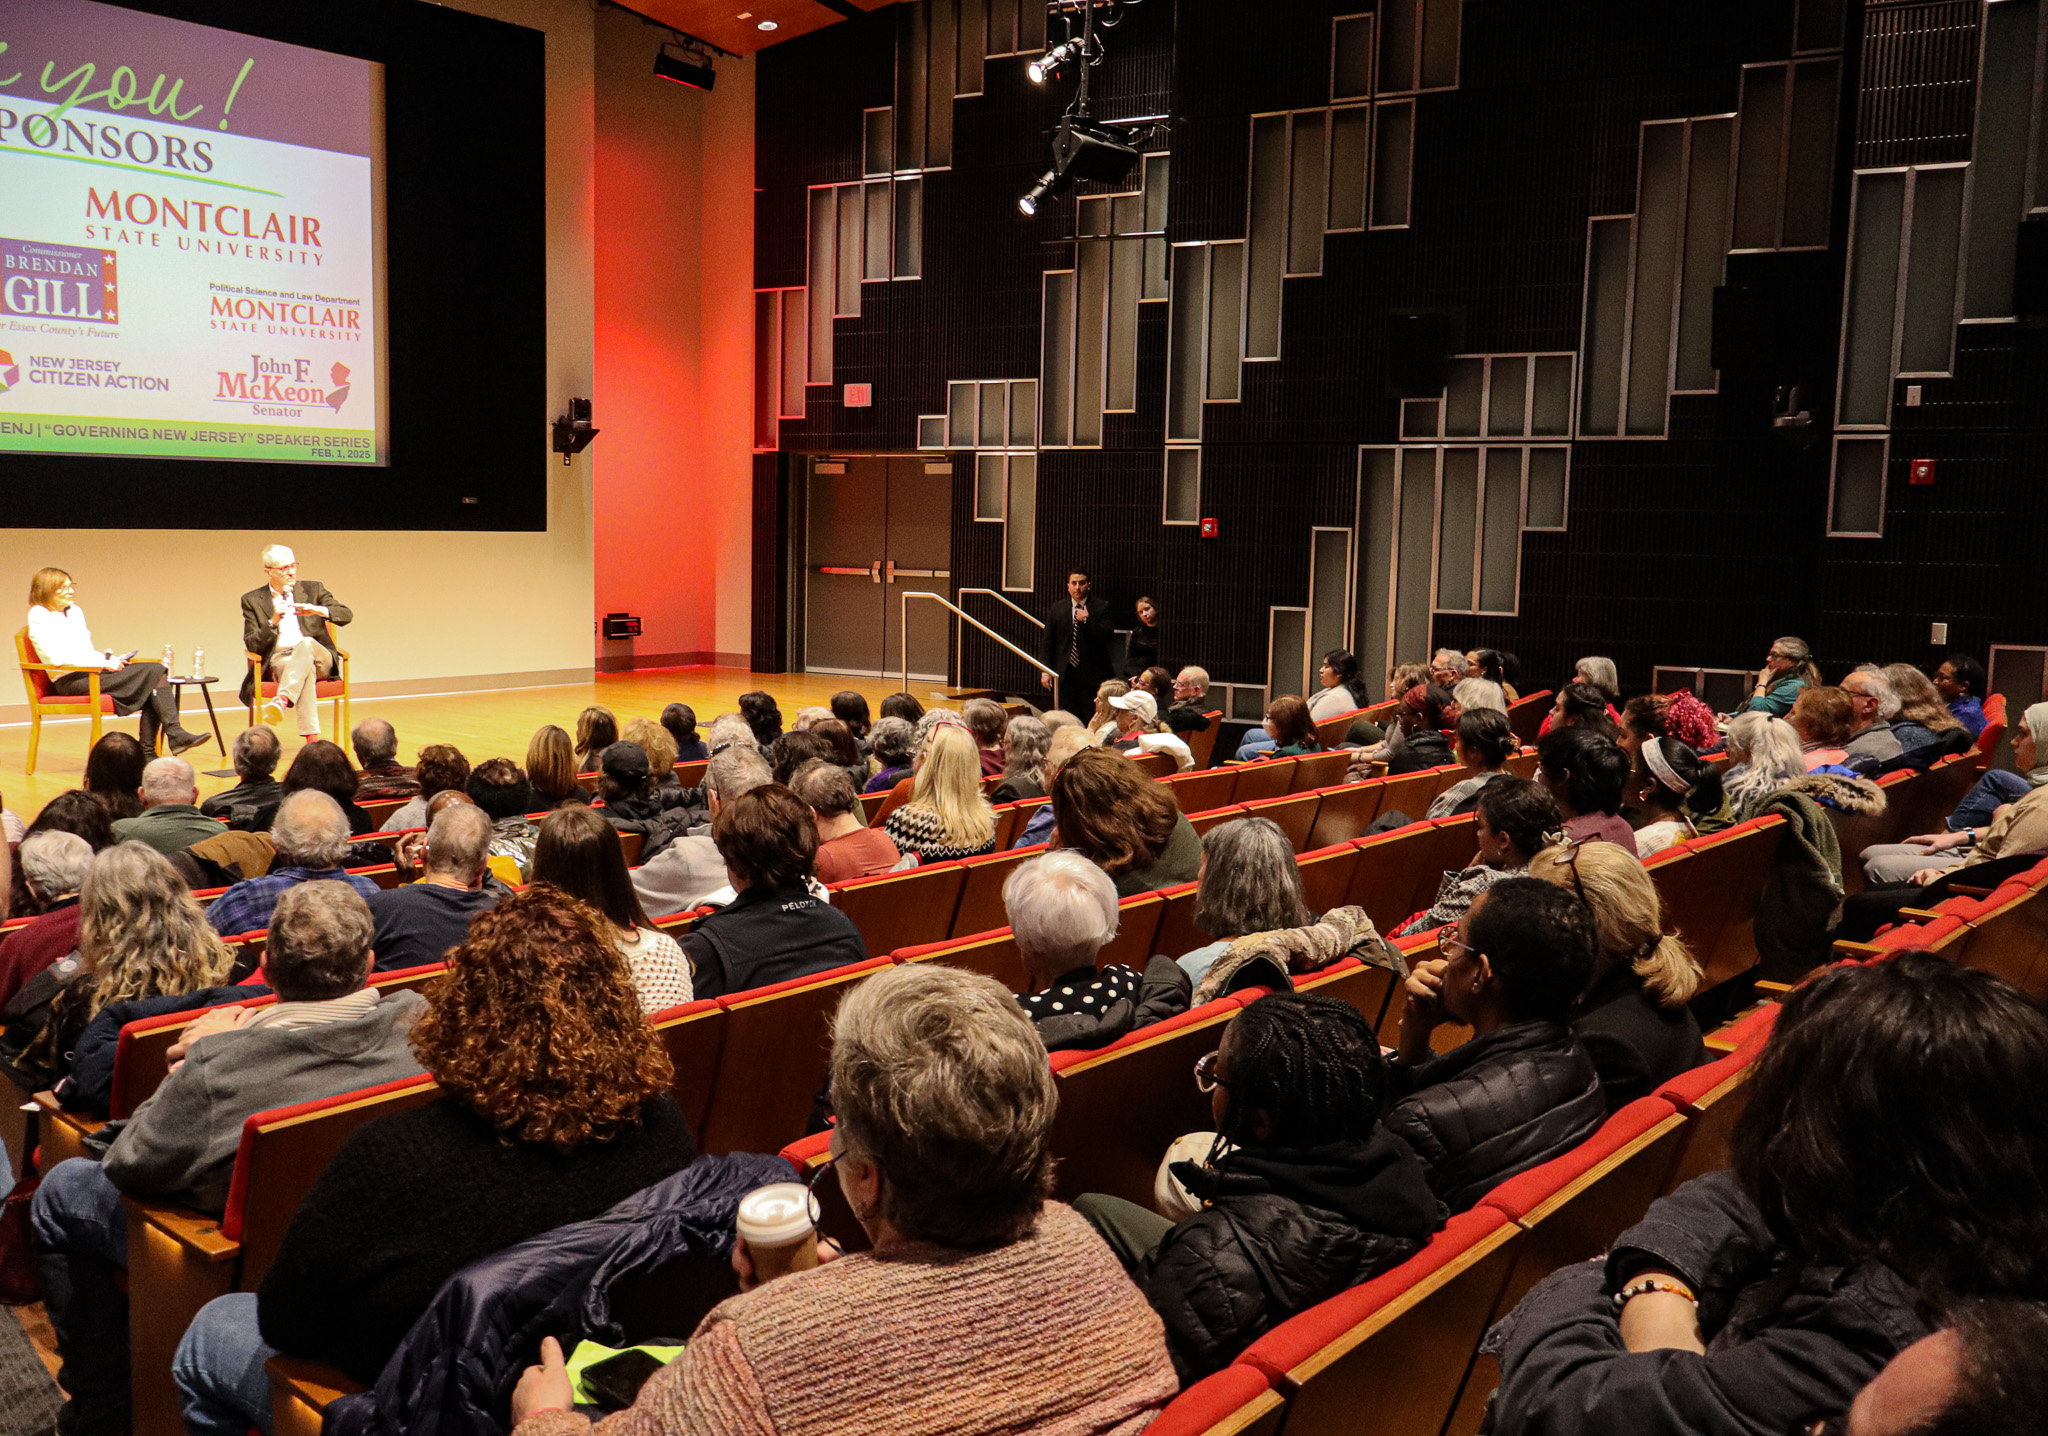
xmin=804 ymin=455 xmax=952 ymax=679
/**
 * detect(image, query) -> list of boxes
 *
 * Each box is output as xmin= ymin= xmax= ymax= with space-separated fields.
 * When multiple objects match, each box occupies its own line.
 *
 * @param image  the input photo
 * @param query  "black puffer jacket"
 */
xmin=1134 ymin=1132 xmax=1446 ymax=1384
xmin=1483 ymin=1171 xmax=1930 ymax=1436
xmin=1384 ymin=1020 xmax=1605 ymax=1212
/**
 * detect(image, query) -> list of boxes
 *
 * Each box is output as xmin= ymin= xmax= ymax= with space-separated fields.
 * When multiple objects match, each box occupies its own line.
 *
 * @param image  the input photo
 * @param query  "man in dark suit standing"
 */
xmin=238 ymin=544 xmax=351 ymax=741
xmin=1040 ymin=570 xmax=1116 ymax=717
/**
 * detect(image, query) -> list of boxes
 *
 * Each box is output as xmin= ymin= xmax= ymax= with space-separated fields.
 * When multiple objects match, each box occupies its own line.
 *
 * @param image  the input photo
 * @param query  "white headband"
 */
xmin=1642 ymin=736 xmax=1685 ymax=794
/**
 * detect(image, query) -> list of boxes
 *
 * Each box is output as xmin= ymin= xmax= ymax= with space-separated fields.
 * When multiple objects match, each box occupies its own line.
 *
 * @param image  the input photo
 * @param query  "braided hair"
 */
xmin=1219 ymin=993 xmax=1388 ymax=1148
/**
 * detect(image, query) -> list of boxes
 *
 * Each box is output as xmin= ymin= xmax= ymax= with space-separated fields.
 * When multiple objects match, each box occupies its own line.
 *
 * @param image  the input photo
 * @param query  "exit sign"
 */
xmin=843 ymin=382 xmax=872 ymax=407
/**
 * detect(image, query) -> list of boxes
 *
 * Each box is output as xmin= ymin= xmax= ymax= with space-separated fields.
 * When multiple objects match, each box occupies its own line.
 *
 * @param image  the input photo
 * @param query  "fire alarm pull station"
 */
xmin=1199 ymin=517 xmax=1219 ymax=537
xmin=1909 ymin=459 xmax=1935 ymax=486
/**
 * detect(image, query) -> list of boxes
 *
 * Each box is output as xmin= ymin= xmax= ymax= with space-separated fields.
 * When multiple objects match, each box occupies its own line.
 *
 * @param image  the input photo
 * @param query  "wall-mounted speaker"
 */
xmin=1386 ymin=309 xmax=1460 ymax=396
xmin=2015 ymin=215 xmax=2048 ymax=327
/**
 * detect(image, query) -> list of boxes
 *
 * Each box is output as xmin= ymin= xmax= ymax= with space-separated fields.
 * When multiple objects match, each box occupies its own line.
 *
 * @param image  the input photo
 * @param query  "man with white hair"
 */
xmin=365 ymin=804 xmax=498 ymax=971
xmin=110 ymin=756 xmax=218 ymax=858
xmin=1843 ymin=667 xmax=1905 ymax=766
xmin=1004 ymin=850 xmax=1188 ymax=1050
xmin=1164 ymin=666 xmax=1213 ymax=735
xmin=0 ymin=831 xmax=92 ymax=1006
xmin=237 ymin=543 xmax=351 ymax=740
xmin=205 ymin=790 xmax=381 ymax=934
xmin=632 ymin=744 xmax=772 ymax=917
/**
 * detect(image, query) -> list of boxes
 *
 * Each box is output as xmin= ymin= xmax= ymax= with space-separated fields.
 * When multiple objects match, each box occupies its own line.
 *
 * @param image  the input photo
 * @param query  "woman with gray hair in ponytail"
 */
xmin=1741 ymin=635 xmax=1821 ymax=717
xmin=1526 ymin=837 xmax=1706 ymax=1110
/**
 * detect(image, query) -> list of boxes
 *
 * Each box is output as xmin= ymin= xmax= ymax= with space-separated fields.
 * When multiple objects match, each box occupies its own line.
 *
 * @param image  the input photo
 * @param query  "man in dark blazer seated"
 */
xmin=1040 ymin=570 xmax=1117 ymax=718
xmin=239 ymin=543 xmax=351 ymax=741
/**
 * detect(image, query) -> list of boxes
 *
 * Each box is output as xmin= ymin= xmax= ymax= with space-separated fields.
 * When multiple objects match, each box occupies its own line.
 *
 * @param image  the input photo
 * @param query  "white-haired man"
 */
xmin=1843 ymin=667 xmax=1904 ymax=766
xmin=205 ymin=791 xmax=380 ymax=935
xmin=0 ymin=832 xmax=92 ymax=1007
xmin=238 ymin=544 xmax=351 ymax=740
xmin=1004 ymin=849 xmax=1188 ymax=1050
xmin=111 ymin=756 xmax=218 ymax=858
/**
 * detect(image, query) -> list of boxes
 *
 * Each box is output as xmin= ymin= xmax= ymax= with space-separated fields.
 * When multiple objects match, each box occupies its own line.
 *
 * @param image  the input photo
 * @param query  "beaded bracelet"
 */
xmin=1611 ymin=1276 xmax=1697 ymax=1314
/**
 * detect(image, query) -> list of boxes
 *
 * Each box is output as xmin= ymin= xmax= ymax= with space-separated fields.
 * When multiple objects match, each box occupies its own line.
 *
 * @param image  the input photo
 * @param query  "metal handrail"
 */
xmin=956 ymin=588 xmax=1045 ymax=629
xmin=900 ymin=591 xmax=1056 ymax=694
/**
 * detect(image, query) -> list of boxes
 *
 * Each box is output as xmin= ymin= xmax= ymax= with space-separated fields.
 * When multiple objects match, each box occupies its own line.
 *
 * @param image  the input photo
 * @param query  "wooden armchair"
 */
xmin=244 ymin=645 xmax=351 ymax=735
xmin=16 ymin=625 xmax=118 ymax=774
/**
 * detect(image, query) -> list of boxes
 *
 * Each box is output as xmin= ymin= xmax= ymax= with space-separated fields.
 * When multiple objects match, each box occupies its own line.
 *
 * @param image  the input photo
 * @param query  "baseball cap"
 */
xmin=1109 ymin=691 xmax=1158 ymax=724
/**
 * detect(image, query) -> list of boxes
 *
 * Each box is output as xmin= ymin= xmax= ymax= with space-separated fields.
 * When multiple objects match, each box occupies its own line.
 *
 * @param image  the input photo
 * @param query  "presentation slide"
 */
xmin=0 ymin=0 xmax=386 ymax=466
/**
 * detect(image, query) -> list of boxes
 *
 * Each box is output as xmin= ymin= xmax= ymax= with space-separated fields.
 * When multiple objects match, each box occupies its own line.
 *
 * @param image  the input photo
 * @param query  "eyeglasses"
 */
xmin=1440 ymin=932 xmax=1476 ymax=963
xmin=1546 ymin=839 xmax=1590 ymax=904
xmin=1194 ymin=1050 xmax=1228 ymax=1093
xmin=265 ymin=562 xmax=298 ymax=573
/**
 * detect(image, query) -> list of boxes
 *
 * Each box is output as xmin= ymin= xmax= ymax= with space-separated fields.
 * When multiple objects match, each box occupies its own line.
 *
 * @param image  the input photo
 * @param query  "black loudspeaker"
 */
xmin=1386 ymin=310 xmax=1459 ymax=397
xmin=2015 ymin=216 xmax=2048 ymax=326
xmin=1711 ymin=284 xmax=1775 ymax=374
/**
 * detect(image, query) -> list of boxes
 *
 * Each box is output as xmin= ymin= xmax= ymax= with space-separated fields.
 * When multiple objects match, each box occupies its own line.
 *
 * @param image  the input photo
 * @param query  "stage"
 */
xmin=0 ymin=668 xmax=935 ymax=826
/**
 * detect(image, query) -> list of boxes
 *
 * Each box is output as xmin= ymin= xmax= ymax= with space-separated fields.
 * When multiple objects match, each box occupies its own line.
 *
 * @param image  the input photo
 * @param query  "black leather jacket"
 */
xmin=1384 ymin=1019 xmax=1606 ymax=1212
xmin=1135 ymin=1132 xmax=1446 ymax=1384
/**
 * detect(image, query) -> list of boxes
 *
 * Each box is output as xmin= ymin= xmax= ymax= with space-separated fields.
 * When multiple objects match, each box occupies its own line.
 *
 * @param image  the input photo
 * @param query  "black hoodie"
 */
xmin=1134 ymin=1131 xmax=1447 ymax=1384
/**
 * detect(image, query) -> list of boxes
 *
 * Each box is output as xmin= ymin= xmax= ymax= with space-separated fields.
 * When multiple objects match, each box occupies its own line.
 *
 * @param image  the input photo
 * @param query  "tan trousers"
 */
xmin=267 ymin=643 xmax=334 ymax=736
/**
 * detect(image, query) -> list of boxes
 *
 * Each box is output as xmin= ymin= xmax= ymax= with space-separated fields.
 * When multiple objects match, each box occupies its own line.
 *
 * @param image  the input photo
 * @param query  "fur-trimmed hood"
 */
xmin=1778 ymin=770 xmax=1887 ymax=816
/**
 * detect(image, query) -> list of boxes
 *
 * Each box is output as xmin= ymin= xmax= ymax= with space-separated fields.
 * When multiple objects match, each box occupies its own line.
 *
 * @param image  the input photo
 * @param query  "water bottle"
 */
xmin=192 ymin=646 xmax=205 ymax=677
xmin=162 ymin=643 xmax=173 ymax=672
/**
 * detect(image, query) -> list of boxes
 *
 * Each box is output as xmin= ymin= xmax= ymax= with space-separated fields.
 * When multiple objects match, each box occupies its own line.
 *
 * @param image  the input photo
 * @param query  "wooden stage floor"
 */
xmin=1 ymin=667 xmax=932 ymax=826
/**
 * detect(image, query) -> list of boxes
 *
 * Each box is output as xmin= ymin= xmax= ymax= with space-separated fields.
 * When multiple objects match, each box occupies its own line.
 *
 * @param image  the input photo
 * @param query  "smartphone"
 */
xmin=581 ymin=1349 xmax=667 ymax=1411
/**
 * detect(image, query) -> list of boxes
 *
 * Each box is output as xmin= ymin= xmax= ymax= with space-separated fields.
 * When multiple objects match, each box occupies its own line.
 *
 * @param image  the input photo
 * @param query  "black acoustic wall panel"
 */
xmin=759 ymin=0 xmax=2048 ymax=699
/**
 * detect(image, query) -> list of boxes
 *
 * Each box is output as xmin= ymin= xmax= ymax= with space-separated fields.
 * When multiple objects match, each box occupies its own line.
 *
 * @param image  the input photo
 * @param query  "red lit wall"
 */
xmin=592 ymin=6 xmax=755 ymax=669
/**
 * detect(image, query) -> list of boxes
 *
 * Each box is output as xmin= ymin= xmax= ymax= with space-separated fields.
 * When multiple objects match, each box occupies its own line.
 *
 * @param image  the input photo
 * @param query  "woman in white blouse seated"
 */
xmin=25 ymin=567 xmax=207 ymax=754
xmin=528 ymin=805 xmax=692 ymax=1014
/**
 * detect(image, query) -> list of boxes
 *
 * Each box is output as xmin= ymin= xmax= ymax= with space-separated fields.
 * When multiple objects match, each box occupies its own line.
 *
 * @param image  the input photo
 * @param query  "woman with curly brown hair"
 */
xmin=1052 ymin=746 xmax=1202 ymax=896
xmin=214 ymin=884 xmax=696 ymax=1403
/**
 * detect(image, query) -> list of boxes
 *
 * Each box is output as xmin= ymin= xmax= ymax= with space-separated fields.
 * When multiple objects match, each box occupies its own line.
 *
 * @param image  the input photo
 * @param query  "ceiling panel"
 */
xmin=626 ymin=0 xmax=897 ymax=57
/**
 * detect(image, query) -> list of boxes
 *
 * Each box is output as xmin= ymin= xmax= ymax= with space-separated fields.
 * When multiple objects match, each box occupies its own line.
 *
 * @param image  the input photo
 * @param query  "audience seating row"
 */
xmin=1833 ymin=852 xmax=2048 ymax=999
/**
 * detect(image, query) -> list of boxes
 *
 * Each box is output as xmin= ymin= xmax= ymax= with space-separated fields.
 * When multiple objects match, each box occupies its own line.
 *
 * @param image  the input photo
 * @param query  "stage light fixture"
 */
xmin=654 ymin=43 xmax=716 ymax=90
xmin=1017 ymin=168 xmax=1063 ymax=216
xmin=552 ymin=397 xmax=599 ymax=464
xmin=1027 ymin=39 xmax=1080 ymax=84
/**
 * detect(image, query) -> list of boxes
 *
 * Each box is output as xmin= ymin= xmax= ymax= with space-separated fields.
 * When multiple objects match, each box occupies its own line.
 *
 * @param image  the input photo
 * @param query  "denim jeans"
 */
xmin=174 ymin=1293 xmax=277 ymax=1436
xmin=1948 ymin=768 xmax=2031 ymax=831
xmin=31 ymin=1158 xmax=130 ymax=1436
xmin=1233 ymin=734 xmax=1279 ymax=762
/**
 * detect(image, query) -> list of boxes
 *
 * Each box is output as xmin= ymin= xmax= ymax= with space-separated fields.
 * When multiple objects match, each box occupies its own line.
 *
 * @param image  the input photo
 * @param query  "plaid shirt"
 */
xmin=206 ymin=867 xmax=384 ymax=936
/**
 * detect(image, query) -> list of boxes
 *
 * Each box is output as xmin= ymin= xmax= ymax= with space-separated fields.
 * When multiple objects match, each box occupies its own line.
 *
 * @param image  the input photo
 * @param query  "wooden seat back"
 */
xmin=1294 ymin=956 xmax=1399 ymax=1032
xmin=1296 ymin=843 xmax=1364 ymax=918
xmin=1242 ymin=791 xmax=1322 ymax=853
xmin=828 ymin=863 xmax=967 ymax=955
xmin=650 ymin=999 xmax=726 ymax=1134
xmin=224 ymin=1075 xmax=443 ymax=1281
xmin=1690 ymin=817 xmax=1788 ymax=988
xmin=1346 ymin=823 xmax=1446 ymax=933
xmin=1101 ymin=892 xmax=1167 ymax=968
xmin=1187 ymin=805 xmax=1249 ymax=837
xmin=694 ymin=957 xmax=894 ymax=1155
xmin=1373 ymin=767 xmax=1446 ymax=824
xmin=1313 ymin=707 xmax=1370 ymax=748
xmin=1127 ymin=750 xmax=1176 ymax=780
xmin=951 ymin=847 xmax=1041 ymax=939
xmin=357 ymin=797 xmax=408 ymax=830
xmin=1150 ymin=881 xmax=1205 ymax=963
xmin=1505 ymin=689 xmax=1552 ymax=745
xmin=1305 ymin=780 xmax=1385 ymax=849
xmin=1404 ymin=816 xmax=1479 ymax=918
xmin=1288 ymin=751 xmax=1353 ymax=793
xmin=1656 ymin=1047 xmax=1758 ymax=1194
xmin=896 ymin=928 xmax=1030 ymax=991
xmin=1955 ymin=886 xmax=2048 ymax=998
xmin=1185 ymin=711 xmax=1223 ymax=769
xmin=1229 ymin=759 xmax=1298 ymax=803
xmin=1046 ymin=995 xmax=1251 ymax=1205
xmin=1146 ymin=1366 xmax=1284 ymax=1436
xmin=1163 ymin=768 xmax=1237 ymax=813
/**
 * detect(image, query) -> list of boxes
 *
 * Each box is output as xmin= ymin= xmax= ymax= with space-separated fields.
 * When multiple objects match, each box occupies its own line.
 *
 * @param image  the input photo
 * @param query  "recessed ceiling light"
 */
xmin=757 ymin=19 xmax=778 ymax=29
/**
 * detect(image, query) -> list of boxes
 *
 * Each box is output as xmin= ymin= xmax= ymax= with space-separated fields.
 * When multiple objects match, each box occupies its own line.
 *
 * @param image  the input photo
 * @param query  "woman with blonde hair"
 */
xmin=1528 ymin=838 xmax=1706 ymax=1109
xmin=883 ymin=724 xmax=997 ymax=861
xmin=1721 ymin=711 xmax=1808 ymax=816
xmin=15 ymin=842 xmax=234 ymax=1087
xmin=1881 ymin=662 xmax=1965 ymax=753
xmin=523 ymin=725 xmax=588 ymax=810
xmin=623 ymin=717 xmax=688 ymax=807
xmin=1088 ymin=678 xmax=1130 ymax=741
